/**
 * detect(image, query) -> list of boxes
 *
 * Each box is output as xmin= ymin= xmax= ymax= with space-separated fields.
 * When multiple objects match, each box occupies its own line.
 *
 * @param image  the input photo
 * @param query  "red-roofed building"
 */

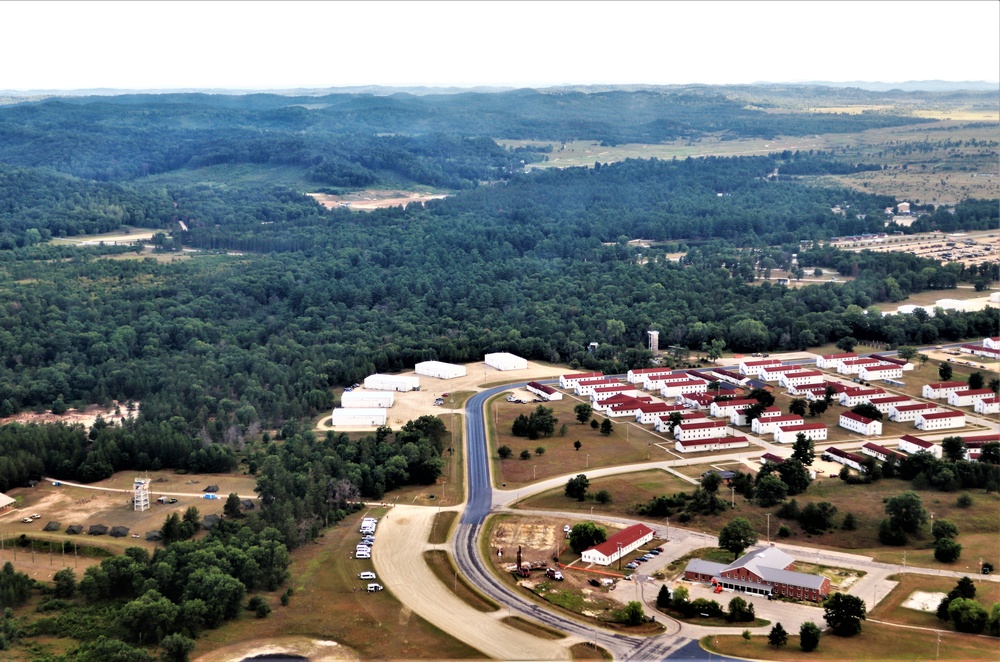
xmin=626 ymin=367 xmax=674 ymax=384
xmin=580 ymin=523 xmax=655 ymax=566
xmin=760 ymin=365 xmax=802 ymax=382
xmin=825 ymin=447 xmax=866 ymax=472
xmin=559 ymin=372 xmax=604 ymax=389
xmin=760 ymin=453 xmax=785 ymax=465
xmin=916 ymin=410 xmax=965 ymax=431
xmin=739 ymin=358 xmax=782 ymax=376
xmin=889 ymin=402 xmax=940 ymax=422
xmin=752 ymin=415 xmax=804 ymax=436
xmin=947 ymin=389 xmax=995 ymax=407
xmin=837 ymin=357 xmax=883 ymax=375
xmin=839 ymin=411 xmax=882 ymax=436
xmin=526 ymin=381 xmax=562 ymax=401
xmin=986 ymin=337 xmax=1000 ymax=350
xmin=779 ymin=370 xmax=824 ymax=389
xmin=816 ymin=352 xmax=858 ymax=370
xmin=575 ymin=378 xmax=621 ymax=396
xmin=644 ymin=372 xmax=704 ymax=391
xmin=678 ymin=393 xmax=716 ymax=409
xmin=732 ymin=405 xmax=781 ymax=427
xmin=675 ymin=420 xmax=731 ymax=441
xmin=659 ymin=379 xmax=709 ymax=398
xmin=868 ymin=395 xmax=913 ymax=414
xmin=959 ymin=343 xmax=1000 ymax=360
xmin=773 ymin=423 xmax=828 ymax=444
xmin=838 ymin=386 xmax=886 ymax=408
xmin=862 ymin=442 xmax=906 ymax=463
xmin=859 ymin=363 xmax=904 ymax=381
xmin=590 ymin=385 xmax=640 ymax=403
xmin=922 ymin=381 xmax=969 ymax=399
xmin=898 ymin=435 xmax=941 ymax=459
xmin=675 ymin=435 xmax=749 ymax=453
xmin=709 ymin=398 xmax=758 ymax=419
xmin=975 ymin=397 xmax=1000 ymax=415
xmin=635 ymin=402 xmax=683 ymax=425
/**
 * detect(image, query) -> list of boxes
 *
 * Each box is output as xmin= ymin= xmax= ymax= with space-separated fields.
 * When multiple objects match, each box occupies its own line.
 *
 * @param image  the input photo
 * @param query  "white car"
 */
xmin=358 ymin=571 xmax=377 ymax=580
xmin=367 ymin=583 xmax=383 ymax=592
xmin=21 ymin=517 xmax=33 ymax=523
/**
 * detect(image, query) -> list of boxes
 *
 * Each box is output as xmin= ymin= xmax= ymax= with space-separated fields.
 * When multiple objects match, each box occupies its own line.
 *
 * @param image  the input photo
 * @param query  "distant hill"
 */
xmin=789 ymin=80 xmax=999 ymax=92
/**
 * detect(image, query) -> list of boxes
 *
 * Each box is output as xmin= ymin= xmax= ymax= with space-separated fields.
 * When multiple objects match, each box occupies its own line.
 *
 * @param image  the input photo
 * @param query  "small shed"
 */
xmin=202 ymin=514 xmax=221 ymax=530
xmin=66 ymin=525 xmax=83 ymax=535
xmin=485 ymin=352 xmax=528 ymax=371
xmin=145 ymin=530 xmax=164 ymax=541
xmin=43 ymin=521 xmax=61 ymax=532
xmin=240 ymin=499 xmax=255 ymax=511
xmin=110 ymin=526 xmax=130 ymax=538
xmin=88 ymin=524 xmax=108 ymax=536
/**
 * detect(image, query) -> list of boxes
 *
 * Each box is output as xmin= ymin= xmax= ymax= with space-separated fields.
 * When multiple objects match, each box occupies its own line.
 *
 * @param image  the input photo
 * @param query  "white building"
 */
xmin=364 ymin=374 xmax=420 ymax=392
xmin=635 ymin=402 xmax=683 ymax=425
xmin=594 ymin=393 xmax=648 ymax=414
xmin=922 ymin=381 xmax=969 ymax=399
xmin=739 ymin=358 xmax=782 ymax=376
xmin=415 ymin=361 xmax=467 ymax=380
xmin=485 ymin=352 xmax=528 ymax=371
xmin=858 ymin=364 xmax=903 ymax=381
xmin=575 ymin=378 xmax=621 ymax=396
xmin=947 ymin=389 xmax=995 ymax=407
xmin=752 ymin=415 xmax=803 ymax=436
xmin=526 ymin=381 xmax=562 ymax=401
xmin=825 ymin=447 xmax=866 ymax=472
xmin=889 ymin=402 xmax=940 ymax=422
xmin=560 ymin=372 xmax=604 ymax=390
xmin=975 ymin=396 xmax=1000 ymax=415
xmin=985 ymin=337 xmax=1000 ymax=350
xmin=709 ymin=398 xmax=758 ymax=419
xmin=331 ymin=407 xmax=388 ymax=427
xmin=675 ymin=420 xmax=731 ymax=441
xmin=580 ymin=523 xmax=654 ymax=566
xmin=627 ymin=367 xmax=674 ymax=384
xmin=760 ymin=365 xmax=801 ymax=382
xmin=867 ymin=395 xmax=912 ymax=415
xmin=778 ymin=370 xmax=824 ymax=389
xmin=644 ymin=372 xmax=699 ymax=391
xmin=341 ymin=390 xmax=395 ymax=408
xmin=675 ymin=435 xmax=749 ymax=453
xmin=732 ymin=406 xmax=781 ymax=427
xmin=916 ymin=411 xmax=965 ymax=431
xmin=837 ymin=357 xmax=882 ymax=375
xmin=655 ymin=412 xmax=708 ymax=433
xmin=679 ymin=393 xmax=716 ymax=410
xmin=838 ymin=387 xmax=886 ymax=408
xmin=898 ymin=435 xmax=941 ymax=458
xmin=816 ymin=352 xmax=858 ymax=370
xmin=861 ymin=442 xmax=905 ymax=463
xmin=660 ymin=380 xmax=708 ymax=398
xmin=591 ymin=385 xmax=640 ymax=403
xmin=839 ymin=411 xmax=882 ymax=436
xmin=773 ymin=423 xmax=828 ymax=444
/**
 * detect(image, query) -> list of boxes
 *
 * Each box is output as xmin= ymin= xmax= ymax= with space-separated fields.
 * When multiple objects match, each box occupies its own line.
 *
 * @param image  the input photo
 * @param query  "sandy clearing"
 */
xmin=373 ymin=504 xmax=574 ymax=660
xmin=1 ymin=400 xmax=139 ymax=431
xmin=308 ymin=191 xmax=449 ymax=211
xmin=316 ymin=360 xmax=567 ymax=433
xmin=902 ymin=590 xmax=947 ymax=613
xmin=193 ymin=636 xmax=359 ymax=662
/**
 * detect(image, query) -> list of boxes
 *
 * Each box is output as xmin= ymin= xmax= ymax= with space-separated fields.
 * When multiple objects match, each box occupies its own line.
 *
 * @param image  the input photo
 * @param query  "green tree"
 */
xmin=574 ymin=440 xmax=583 ymax=451
xmin=535 ymin=446 xmax=545 ymax=455
xmin=75 ymin=636 xmax=155 ymax=662
xmin=981 ymin=442 xmax=1000 ymax=465
xmin=989 ymin=378 xmax=1000 ymax=394
xmin=808 ymin=399 xmax=828 ymax=417
xmin=941 ymin=436 xmax=966 ymax=463
xmin=224 ymin=492 xmax=242 ymax=519
xmin=718 ymin=517 xmax=757 ymax=561
xmin=594 ymin=489 xmax=612 ymax=505
xmin=498 ymin=445 xmax=513 ymax=459
xmin=948 ymin=597 xmax=988 ymax=633
xmin=742 ymin=629 xmax=752 ymax=645
xmin=842 ymin=513 xmax=857 ymax=531
xmin=52 ymin=567 xmax=77 ymax=599
xmin=701 ymin=471 xmax=722 ymax=493
xmin=885 ymin=491 xmax=928 ymax=534
xmin=777 ymin=458 xmax=812 ymax=496
xmin=656 ymin=585 xmax=672 ymax=608
xmin=789 ymin=398 xmax=807 ymax=417
xmin=835 ymin=336 xmax=858 ymax=353
xmin=791 ymin=433 xmax=815 ymax=466
xmin=519 ymin=449 xmax=531 ymax=460
xmin=939 ymin=362 xmax=953 ymax=381
xmin=823 ymin=592 xmax=867 ymax=636
xmin=968 ymin=371 xmax=985 ymax=390
xmin=622 ymin=600 xmax=645 ymax=626
xmin=850 ymin=403 xmax=882 ymax=421
xmin=574 ymin=403 xmax=593 ymax=425
xmin=896 ymin=346 xmax=917 ymax=362
xmin=162 ymin=512 xmax=182 ymax=544
xmin=933 ymin=537 xmax=962 ymax=563
xmin=600 ymin=418 xmax=613 ymax=436
xmin=727 ymin=596 xmax=755 ymax=623
xmin=932 ymin=519 xmax=959 ymax=541
xmin=799 ymin=621 xmax=822 ymax=652
xmin=565 ymin=474 xmax=590 ymax=501
xmin=704 ymin=338 xmax=726 ymax=364
xmin=568 ymin=522 xmax=607 ymax=554
xmin=799 ymin=502 xmax=838 ymax=534
xmin=120 ymin=589 xmax=180 ymax=644
xmin=160 ymin=633 xmax=196 ymax=662
xmin=755 ymin=474 xmax=789 ymax=507
xmin=768 ymin=622 xmax=788 ymax=649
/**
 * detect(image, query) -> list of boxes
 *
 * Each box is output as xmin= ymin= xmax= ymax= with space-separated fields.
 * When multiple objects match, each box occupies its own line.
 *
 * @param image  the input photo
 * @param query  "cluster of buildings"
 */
xmin=684 ymin=545 xmax=830 ymax=602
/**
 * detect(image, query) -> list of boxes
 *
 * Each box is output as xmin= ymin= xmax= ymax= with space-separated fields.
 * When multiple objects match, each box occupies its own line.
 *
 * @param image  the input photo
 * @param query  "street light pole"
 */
xmin=730 ymin=486 xmax=735 ymax=508
xmin=586 ymin=454 xmax=589 ymax=469
xmin=618 ymin=543 xmax=622 ymax=571
xmin=766 ymin=513 xmax=770 ymax=545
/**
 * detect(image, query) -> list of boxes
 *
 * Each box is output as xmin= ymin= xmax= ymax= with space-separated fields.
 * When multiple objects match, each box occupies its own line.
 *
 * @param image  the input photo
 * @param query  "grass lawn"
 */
xmin=429 ymin=511 xmax=458 ymax=544
xmin=501 ymin=615 xmax=567 ymax=639
xmin=489 ymin=393 xmax=671 ymax=486
xmin=702 ymin=620 xmax=999 ymax=660
xmin=517 ymin=469 xmax=696 ymax=516
xmin=424 ymin=549 xmax=499 ymax=613
xmin=191 ymin=510 xmax=487 ymax=660
xmin=871 ymin=573 xmax=1000 ymax=632
xmin=570 ymin=641 xmax=614 ymax=660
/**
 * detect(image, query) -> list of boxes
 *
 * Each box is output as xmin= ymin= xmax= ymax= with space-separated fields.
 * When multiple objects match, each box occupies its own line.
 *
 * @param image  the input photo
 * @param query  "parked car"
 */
xmin=168 ymin=498 xmax=178 ymax=504
xmin=367 ymin=583 xmax=383 ymax=592
xmin=30 ymin=514 xmax=41 ymax=519
xmin=358 ymin=571 xmax=377 ymax=580
xmin=588 ymin=579 xmax=601 ymax=587
xmin=654 ymin=547 xmax=663 ymax=552
xmin=625 ymin=562 xmax=638 ymax=569
xmin=545 ymin=568 xmax=564 ymax=581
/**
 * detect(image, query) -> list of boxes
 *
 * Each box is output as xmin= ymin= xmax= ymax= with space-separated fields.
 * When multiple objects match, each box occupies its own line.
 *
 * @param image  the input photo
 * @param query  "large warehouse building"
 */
xmin=485 ymin=352 xmax=528 ymax=371
xmin=330 ymin=408 xmax=388 ymax=427
xmin=415 ymin=361 xmax=467 ymax=380
xmin=364 ymin=374 xmax=420 ymax=392
xmin=341 ymin=390 xmax=394 ymax=408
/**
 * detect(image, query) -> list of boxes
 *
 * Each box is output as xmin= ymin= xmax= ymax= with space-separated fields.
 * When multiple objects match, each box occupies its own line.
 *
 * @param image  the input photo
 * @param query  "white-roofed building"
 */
xmin=485 ymin=352 xmax=528 ymax=371
xmin=331 ymin=407 xmax=388 ymax=427
xmin=415 ymin=361 xmax=467 ymax=380
xmin=341 ymin=390 xmax=394 ymax=408
xmin=364 ymin=374 xmax=420 ymax=392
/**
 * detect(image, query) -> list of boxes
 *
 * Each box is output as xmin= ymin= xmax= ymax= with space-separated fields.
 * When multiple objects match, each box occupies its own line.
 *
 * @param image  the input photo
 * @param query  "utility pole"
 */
xmin=730 ymin=486 xmax=735 ymax=508
xmin=766 ymin=513 xmax=770 ymax=545
xmin=586 ymin=454 xmax=590 ymax=469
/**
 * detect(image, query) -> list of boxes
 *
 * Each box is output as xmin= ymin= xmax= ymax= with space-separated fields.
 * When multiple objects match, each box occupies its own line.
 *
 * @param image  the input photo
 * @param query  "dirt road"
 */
xmin=373 ymin=504 xmax=575 ymax=660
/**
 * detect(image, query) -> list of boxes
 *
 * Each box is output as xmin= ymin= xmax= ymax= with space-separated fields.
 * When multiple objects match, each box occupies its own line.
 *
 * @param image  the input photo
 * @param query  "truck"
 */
xmin=545 ymin=568 xmax=564 ymax=581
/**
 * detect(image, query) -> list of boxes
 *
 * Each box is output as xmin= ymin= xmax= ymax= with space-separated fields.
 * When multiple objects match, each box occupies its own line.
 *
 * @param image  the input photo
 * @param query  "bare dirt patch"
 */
xmin=308 ymin=190 xmax=449 ymax=211
xmin=901 ymin=590 xmax=947 ymax=613
xmin=1 ymin=400 xmax=138 ymax=430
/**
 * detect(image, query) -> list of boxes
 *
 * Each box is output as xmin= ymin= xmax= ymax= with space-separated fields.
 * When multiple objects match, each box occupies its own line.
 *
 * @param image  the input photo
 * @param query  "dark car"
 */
xmin=654 ymin=547 xmax=663 ymax=552
xmin=168 ymin=498 xmax=178 ymax=504
xmin=589 ymin=579 xmax=601 ymax=587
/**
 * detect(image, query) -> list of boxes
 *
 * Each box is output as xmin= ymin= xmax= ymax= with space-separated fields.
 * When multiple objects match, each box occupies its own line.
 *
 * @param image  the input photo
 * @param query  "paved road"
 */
xmin=42 ymin=477 xmax=258 ymax=500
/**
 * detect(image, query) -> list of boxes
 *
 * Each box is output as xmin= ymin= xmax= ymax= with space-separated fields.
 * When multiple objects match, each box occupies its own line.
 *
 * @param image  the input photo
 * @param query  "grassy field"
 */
xmin=702 ymin=621 xmax=998 ymax=661
xmin=501 ymin=615 xmax=567 ymax=640
xmin=191 ymin=509 xmax=487 ymax=660
xmin=424 ymin=549 xmax=499 ymax=613
xmin=570 ymin=641 xmax=614 ymax=659
xmin=871 ymin=573 xmax=1000 ymax=632
xmin=489 ymin=393 xmax=674 ymax=486
xmin=429 ymin=511 xmax=458 ymax=544
xmin=381 ymin=412 xmax=464 ymax=508
xmin=517 ymin=469 xmax=695 ymax=516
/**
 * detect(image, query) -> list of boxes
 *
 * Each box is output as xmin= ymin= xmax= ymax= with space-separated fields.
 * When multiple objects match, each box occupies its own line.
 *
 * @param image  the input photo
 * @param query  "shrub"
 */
xmin=777 ymin=524 xmax=792 ymax=538
xmin=878 ymin=518 xmax=908 ymax=546
xmin=799 ymin=621 xmax=822 ymax=652
xmin=956 ymin=493 xmax=973 ymax=508
xmin=842 ymin=513 xmax=857 ymax=531
xmin=934 ymin=538 xmax=962 ymax=563
xmin=690 ymin=598 xmax=724 ymax=618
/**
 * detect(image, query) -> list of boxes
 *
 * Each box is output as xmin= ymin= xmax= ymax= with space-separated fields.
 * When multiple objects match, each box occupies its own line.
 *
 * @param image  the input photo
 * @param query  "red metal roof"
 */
xmin=677 ymin=435 xmax=747 ymax=448
xmin=585 ymin=523 xmax=654 ymax=558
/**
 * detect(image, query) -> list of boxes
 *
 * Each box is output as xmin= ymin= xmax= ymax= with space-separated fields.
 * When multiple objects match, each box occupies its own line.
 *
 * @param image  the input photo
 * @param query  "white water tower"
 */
xmin=648 ymin=330 xmax=659 ymax=354
xmin=133 ymin=476 xmax=151 ymax=512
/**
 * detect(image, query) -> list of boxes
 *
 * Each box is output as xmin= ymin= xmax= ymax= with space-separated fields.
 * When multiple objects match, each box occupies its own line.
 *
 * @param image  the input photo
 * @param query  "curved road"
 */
xmin=452 ymin=385 xmax=693 ymax=660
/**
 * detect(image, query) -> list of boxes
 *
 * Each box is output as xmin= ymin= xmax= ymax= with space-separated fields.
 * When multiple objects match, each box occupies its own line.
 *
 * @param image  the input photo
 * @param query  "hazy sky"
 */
xmin=3 ymin=1 xmax=998 ymax=91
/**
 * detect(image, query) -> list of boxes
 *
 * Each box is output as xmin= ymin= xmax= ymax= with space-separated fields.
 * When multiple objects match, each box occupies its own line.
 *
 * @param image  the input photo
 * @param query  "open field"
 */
xmin=308 ymin=189 xmax=449 ymax=211
xmin=50 ymin=227 xmax=157 ymax=246
xmin=424 ymin=549 xmax=499 ymax=613
xmin=517 ymin=469 xmax=696 ymax=516
xmin=0 ymin=399 xmax=138 ymax=431
xmin=702 ymin=621 xmax=999 ymax=661
xmin=871 ymin=573 xmax=1000 ymax=632
xmin=0 ymin=470 xmax=258 ymax=561
xmin=192 ymin=509 xmax=487 ymax=661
